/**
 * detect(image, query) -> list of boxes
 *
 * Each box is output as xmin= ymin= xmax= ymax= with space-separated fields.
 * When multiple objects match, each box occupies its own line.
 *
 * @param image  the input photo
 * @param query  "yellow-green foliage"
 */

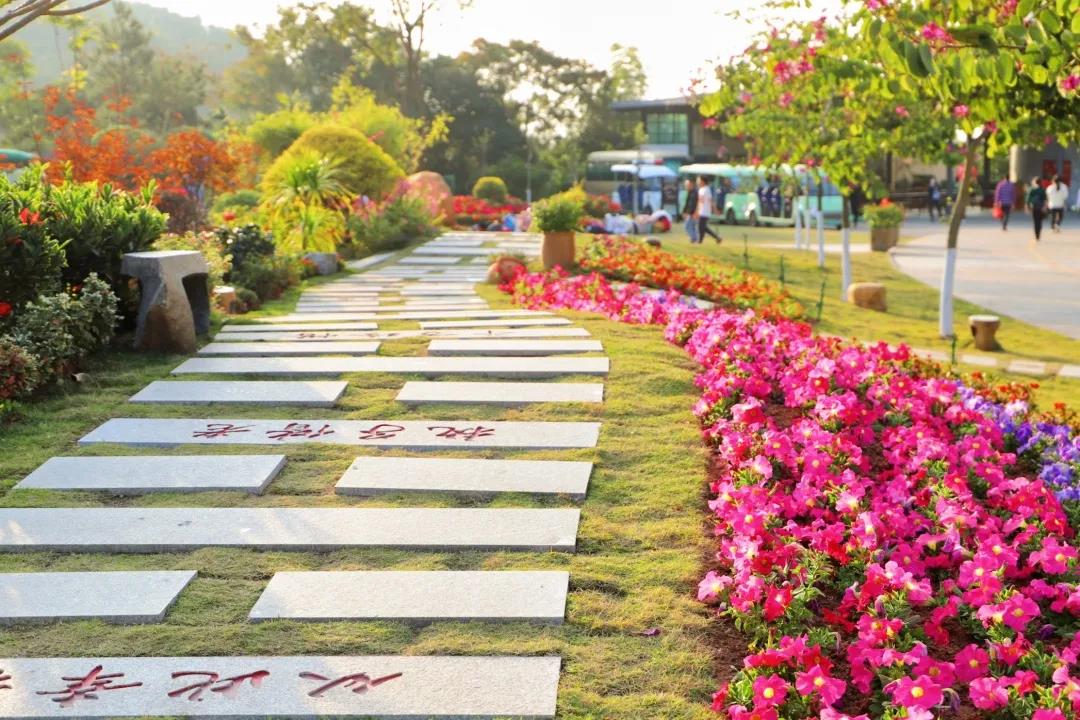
xmin=246 ymin=107 xmax=318 ymax=159
xmin=472 ymin=175 xmax=509 ymax=204
xmin=330 ymin=81 xmax=449 ymax=173
xmin=262 ymin=124 xmax=404 ymax=200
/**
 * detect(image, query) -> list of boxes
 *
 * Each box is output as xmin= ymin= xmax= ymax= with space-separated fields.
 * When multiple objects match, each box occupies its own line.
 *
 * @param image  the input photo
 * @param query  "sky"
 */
xmin=133 ymin=0 xmax=843 ymax=98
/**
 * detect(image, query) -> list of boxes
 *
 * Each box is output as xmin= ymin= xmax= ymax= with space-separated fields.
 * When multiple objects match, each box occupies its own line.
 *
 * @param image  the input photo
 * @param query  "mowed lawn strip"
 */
xmin=0 ymin=280 xmax=718 ymax=719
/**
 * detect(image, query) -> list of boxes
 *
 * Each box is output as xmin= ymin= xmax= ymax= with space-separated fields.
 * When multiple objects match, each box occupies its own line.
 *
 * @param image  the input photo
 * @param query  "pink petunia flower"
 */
xmin=887 ymin=675 xmax=943 ymax=711
xmin=969 ymin=676 xmax=1009 ymax=710
xmin=795 ymin=665 xmax=846 ymax=706
xmin=752 ymin=674 xmax=789 ymax=708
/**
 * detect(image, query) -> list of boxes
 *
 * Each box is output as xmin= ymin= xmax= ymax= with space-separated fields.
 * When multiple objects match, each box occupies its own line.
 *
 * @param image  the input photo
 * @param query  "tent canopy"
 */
xmin=611 ymin=163 xmax=677 ymax=179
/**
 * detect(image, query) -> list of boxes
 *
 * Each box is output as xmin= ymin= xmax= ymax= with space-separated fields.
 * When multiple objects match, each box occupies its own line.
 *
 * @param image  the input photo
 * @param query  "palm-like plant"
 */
xmin=271 ymin=151 xmax=349 ymax=209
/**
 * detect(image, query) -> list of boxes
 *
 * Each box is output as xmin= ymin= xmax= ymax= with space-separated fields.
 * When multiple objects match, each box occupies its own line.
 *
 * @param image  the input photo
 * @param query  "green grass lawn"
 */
xmin=601 ymin=225 xmax=1080 ymax=409
xmin=0 ymin=278 xmax=719 ymax=719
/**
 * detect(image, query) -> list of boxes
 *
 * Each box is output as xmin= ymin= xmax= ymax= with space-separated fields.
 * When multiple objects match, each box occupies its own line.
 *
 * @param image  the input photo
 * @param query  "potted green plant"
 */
xmin=533 ymin=190 xmax=585 ymax=269
xmin=865 ymin=199 xmax=904 ymax=252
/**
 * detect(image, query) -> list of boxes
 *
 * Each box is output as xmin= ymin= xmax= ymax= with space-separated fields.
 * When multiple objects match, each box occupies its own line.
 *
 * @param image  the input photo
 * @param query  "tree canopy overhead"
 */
xmin=0 ymin=0 xmax=110 ymax=42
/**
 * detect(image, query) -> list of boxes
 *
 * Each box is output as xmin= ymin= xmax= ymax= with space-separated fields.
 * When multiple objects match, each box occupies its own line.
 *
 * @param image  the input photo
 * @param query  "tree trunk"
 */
xmin=840 ymin=194 xmax=852 ymax=299
xmin=939 ymin=139 xmax=978 ymax=338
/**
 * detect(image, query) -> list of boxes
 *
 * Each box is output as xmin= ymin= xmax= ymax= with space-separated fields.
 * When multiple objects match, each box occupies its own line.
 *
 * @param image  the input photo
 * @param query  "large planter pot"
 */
xmin=541 ymin=231 xmax=576 ymax=270
xmin=303 ymin=252 xmax=339 ymax=275
xmin=870 ymin=226 xmax=899 ymax=252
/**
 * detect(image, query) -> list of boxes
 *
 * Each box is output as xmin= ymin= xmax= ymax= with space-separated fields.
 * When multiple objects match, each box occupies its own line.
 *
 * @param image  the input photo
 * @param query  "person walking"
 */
xmin=681 ymin=178 xmax=699 ymax=243
xmin=993 ymin=175 xmax=1015 ymax=231
xmin=1047 ymin=175 xmax=1070 ymax=232
xmin=927 ymin=178 xmax=943 ymax=221
xmin=1027 ymin=176 xmax=1047 ymax=242
xmin=695 ymin=175 xmax=723 ymax=244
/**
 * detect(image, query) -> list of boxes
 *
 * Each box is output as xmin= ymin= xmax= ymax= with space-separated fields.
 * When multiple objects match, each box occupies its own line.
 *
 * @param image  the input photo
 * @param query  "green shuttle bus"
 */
xmin=677 ymin=163 xmax=844 ymax=227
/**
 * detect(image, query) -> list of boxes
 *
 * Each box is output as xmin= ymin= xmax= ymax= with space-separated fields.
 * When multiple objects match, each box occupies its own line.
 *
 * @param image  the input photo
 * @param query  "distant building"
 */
xmin=610 ymin=97 xmax=742 ymax=162
xmin=1011 ymin=140 xmax=1077 ymax=186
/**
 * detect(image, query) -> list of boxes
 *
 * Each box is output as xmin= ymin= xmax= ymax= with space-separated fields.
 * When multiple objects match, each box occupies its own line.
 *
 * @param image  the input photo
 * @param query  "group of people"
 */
xmin=993 ymin=175 xmax=1072 ymax=241
xmin=680 ymin=176 xmax=723 ymax=244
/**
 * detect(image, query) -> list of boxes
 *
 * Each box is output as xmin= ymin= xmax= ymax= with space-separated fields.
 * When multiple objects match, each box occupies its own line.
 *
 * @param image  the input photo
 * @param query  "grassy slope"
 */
xmin=616 ymin=225 xmax=1080 ymax=409
xmin=0 ymin=278 xmax=718 ymax=719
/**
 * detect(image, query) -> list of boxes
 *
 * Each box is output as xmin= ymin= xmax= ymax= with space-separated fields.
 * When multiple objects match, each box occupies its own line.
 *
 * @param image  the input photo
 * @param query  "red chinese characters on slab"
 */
xmin=192 ymin=423 xmax=254 ymax=439
xmin=427 ymin=425 xmax=496 ymax=441
xmin=0 ymin=670 xmax=11 ymax=691
xmin=168 ymin=670 xmax=269 ymax=701
xmin=36 ymin=665 xmax=143 ymax=707
xmin=357 ymin=423 xmax=405 ymax=441
xmin=299 ymin=671 xmax=403 ymax=697
xmin=265 ymin=423 xmax=334 ymax=441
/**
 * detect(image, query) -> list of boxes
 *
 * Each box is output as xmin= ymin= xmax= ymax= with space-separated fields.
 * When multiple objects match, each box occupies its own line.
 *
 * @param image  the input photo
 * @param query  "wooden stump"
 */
xmin=847 ymin=282 xmax=887 ymax=312
xmin=969 ymin=314 xmax=1001 ymax=351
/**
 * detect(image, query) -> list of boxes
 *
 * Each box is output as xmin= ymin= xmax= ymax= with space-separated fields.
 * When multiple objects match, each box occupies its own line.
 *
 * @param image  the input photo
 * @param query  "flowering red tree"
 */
xmin=852 ymin=0 xmax=1080 ymax=336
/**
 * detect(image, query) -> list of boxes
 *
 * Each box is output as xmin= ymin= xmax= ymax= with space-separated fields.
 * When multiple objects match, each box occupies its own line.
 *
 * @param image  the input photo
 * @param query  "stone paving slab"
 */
xmin=1061 ymin=364 xmax=1080 ymax=379
xmin=421 ymin=318 xmax=572 ymax=329
xmin=1007 ymin=359 xmax=1049 ymax=375
xmin=0 ymin=508 xmax=581 ymax=552
xmin=225 ymin=322 xmax=378 ymax=332
xmin=215 ymin=328 xmax=592 ymax=342
xmin=294 ymin=304 xmax=491 ymax=314
xmin=249 ymin=570 xmax=569 ymax=624
xmin=130 ymin=381 xmax=347 ymax=407
xmin=0 ymin=655 xmax=560 ymax=718
xmin=172 ymin=356 xmax=609 ymax=378
xmin=0 ymin=571 xmax=195 ymax=624
xmin=247 ymin=310 xmax=550 ymax=323
xmin=15 ymin=455 xmax=286 ymax=494
xmin=426 ymin=238 xmax=485 ymax=246
xmin=198 ymin=342 xmax=382 ymax=357
xmin=396 ymin=381 xmax=604 ymax=405
xmin=398 ymin=256 xmax=464 ymax=265
xmin=337 ymin=456 xmax=592 ymax=498
xmin=345 ymin=251 xmax=395 ymax=270
xmin=297 ymin=299 xmax=487 ymax=308
xmin=960 ymin=353 xmax=999 ymax=367
xmin=416 ymin=247 xmax=523 ymax=256
xmin=427 ymin=339 xmax=603 ymax=356
xmin=79 ymin=418 xmax=601 ymax=449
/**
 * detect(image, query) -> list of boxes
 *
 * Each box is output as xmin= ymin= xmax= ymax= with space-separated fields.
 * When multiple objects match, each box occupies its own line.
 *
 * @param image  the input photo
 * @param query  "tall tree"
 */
xmin=0 ymin=0 xmax=109 ymax=42
xmin=852 ymin=0 xmax=1080 ymax=337
xmin=224 ymin=2 xmax=398 ymax=115
xmin=386 ymin=0 xmax=471 ymax=117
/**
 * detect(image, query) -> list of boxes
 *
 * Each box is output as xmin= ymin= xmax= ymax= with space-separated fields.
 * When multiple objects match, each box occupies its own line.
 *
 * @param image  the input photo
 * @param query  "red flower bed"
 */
xmin=504 ymin=266 xmax=1080 ymax=720
xmin=452 ymin=194 xmax=527 ymax=227
xmin=580 ymin=236 xmax=801 ymax=319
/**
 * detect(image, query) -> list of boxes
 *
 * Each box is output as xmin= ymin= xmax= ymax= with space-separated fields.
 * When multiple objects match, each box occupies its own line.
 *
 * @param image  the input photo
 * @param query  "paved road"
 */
xmin=891 ymin=216 xmax=1080 ymax=339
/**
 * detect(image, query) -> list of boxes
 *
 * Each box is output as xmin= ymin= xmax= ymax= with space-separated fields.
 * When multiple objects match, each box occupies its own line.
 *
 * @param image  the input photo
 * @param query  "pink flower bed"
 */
xmin=505 ymin=269 xmax=1080 ymax=720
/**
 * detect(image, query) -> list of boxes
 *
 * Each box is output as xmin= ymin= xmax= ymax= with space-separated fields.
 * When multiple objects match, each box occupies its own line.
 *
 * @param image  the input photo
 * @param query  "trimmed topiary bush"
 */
xmin=472 ymin=176 xmax=508 ymax=204
xmin=262 ymin=125 xmax=404 ymax=201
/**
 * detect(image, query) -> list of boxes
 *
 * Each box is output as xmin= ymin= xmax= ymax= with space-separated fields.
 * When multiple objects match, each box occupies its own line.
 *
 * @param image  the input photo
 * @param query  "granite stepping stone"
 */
xmin=396 ymin=381 xmax=604 ymax=405
xmin=1007 ymin=360 xmax=1049 ymax=376
xmin=0 ymin=571 xmax=195 ymax=624
xmin=399 ymin=256 xmax=464 ymax=265
xmin=0 ymin=656 xmax=559 ymax=718
xmin=79 ymin=418 xmax=601 ymax=449
xmin=249 ymin=570 xmax=568 ymax=624
xmin=172 ymin=356 xmax=609 ymax=378
xmin=215 ymin=328 xmax=591 ymax=342
xmin=247 ymin=309 xmax=549 ymax=323
xmin=15 ymin=455 xmax=285 ymax=494
xmin=224 ymin=322 xmax=380 ymax=333
xmin=345 ymin=251 xmax=395 ymax=270
xmin=130 ymin=381 xmax=347 ymax=407
xmin=416 ymin=247 xmax=525 ymax=256
xmin=198 ymin=342 xmax=381 ymax=357
xmin=336 ymin=456 xmax=592 ymax=498
xmin=247 ymin=569 xmax=565 ymax=626
xmin=1061 ymin=364 xmax=1080 ymax=379
xmin=293 ymin=304 xmax=492 ymax=314
xmin=427 ymin=339 xmax=603 ymax=356
xmin=0 ymin=508 xmax=581 ymax=552
xmin=421 ymin=318 xmax=572 ymax=329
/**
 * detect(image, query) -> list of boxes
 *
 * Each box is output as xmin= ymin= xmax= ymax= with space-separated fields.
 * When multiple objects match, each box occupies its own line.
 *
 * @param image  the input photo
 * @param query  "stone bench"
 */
xmin=122 ymin=250 xmax=210 ymax=354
